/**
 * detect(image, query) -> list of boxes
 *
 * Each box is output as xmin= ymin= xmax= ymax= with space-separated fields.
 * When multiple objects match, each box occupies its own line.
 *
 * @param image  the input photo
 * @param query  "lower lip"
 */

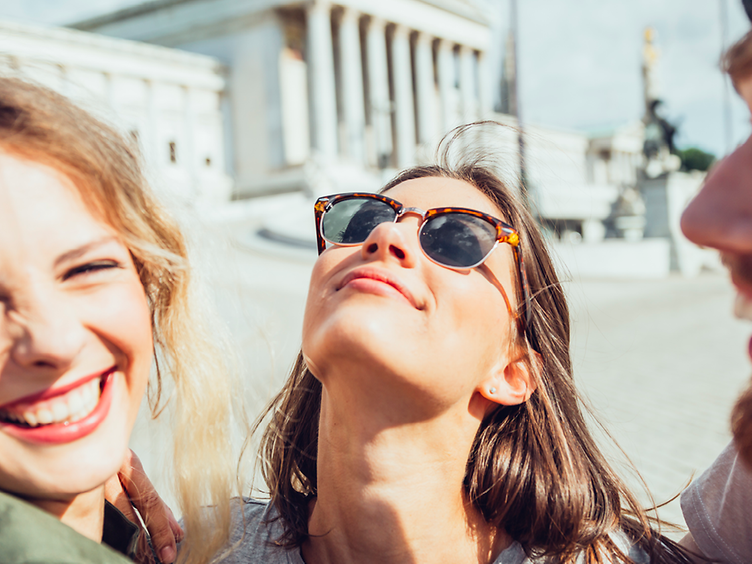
xmin=0 ymin=370 xmax=116 ymax=445
xmin=344 ymin=278 xmax=413 ymax=305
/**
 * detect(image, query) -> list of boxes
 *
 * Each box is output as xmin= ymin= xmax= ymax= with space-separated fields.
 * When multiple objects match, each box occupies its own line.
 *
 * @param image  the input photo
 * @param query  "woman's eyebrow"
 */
xmin=54 ymin=236 xmax=119 ymax=268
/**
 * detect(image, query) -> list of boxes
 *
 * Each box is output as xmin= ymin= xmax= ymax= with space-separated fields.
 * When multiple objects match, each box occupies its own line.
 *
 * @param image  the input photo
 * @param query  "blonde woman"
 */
xmin=0 ymin=77 xmax=238 ymax=564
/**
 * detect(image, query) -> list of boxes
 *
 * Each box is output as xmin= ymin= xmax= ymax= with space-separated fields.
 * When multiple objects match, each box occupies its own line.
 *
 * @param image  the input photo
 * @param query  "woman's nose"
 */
xmin=9 ymin=294 xmax=86 ymax=372
xmin=681 ymin=136 xmax=752 ymax=253
xmin=360 ymin=220 xmax=419 ymax=267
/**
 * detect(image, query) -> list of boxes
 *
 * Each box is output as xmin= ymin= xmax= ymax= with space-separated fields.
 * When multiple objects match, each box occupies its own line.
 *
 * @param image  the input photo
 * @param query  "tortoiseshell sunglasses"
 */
xmin=314 ymin=192 xmax=532 ymax=333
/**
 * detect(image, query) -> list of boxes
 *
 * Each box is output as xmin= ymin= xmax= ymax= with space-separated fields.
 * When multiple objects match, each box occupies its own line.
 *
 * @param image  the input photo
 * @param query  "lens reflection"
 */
xmin=420 ymin=213 xmax=496 ymax=267
xmin=323 ymin=198 xmax=396 ymax=244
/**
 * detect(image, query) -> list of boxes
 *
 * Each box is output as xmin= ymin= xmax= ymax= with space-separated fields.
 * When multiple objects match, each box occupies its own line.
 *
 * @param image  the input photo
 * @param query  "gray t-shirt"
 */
xmin=218 ymin=499 xmax=647 ymax=564
xmin=681 ymin=442 xmax=752 ymax=564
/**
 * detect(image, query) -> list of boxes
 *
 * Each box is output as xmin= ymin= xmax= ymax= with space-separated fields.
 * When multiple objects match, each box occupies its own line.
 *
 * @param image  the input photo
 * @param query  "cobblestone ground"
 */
xmin=131 ymin=217 xmax=751 ymax=536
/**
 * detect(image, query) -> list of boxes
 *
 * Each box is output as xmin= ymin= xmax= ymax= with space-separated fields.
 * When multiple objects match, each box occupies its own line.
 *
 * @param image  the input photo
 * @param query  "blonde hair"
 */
xmin=0 ymin=76 xmax=237 ymax=564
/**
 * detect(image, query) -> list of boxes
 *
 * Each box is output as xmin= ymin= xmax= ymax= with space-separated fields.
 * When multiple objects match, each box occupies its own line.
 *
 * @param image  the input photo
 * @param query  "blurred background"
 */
xmin=1 ymin=0 xmax=751 ymax=531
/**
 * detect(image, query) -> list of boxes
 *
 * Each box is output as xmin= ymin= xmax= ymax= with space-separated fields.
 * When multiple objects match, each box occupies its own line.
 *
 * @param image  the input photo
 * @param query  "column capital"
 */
xmin=340 ymin=6 xmax=360 ymax=22
xmin=437 ymin=38 xmax=455 ymax=52
xmin=368 ymin=15 xmax=387 ymax=31
xmin=414 ymin=31 xmax=433 ymax=46
xmin=307 ymin=0 xmax=331 ymax=14
xmin=392 ymin=23 xmax=409 ymax=39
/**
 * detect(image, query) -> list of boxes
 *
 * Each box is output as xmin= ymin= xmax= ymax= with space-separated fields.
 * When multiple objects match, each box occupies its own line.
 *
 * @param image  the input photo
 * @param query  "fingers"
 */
xmin=118 ymin=449 xmax=182 ymax=564
xmin=103 ymin=473 xmax=140 ymax=524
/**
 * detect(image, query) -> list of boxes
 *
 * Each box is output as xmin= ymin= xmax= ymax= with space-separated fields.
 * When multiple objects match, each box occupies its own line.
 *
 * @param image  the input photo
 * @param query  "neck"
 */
xmin=28 ymin=486 xmax=106 ymax=543
xmin=302 ymin=385 xmax=510 ymax=564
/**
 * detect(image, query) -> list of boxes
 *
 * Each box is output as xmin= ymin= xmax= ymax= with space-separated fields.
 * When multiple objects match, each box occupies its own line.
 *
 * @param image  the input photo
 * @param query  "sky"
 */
xmin=0 ymin=0 xmax=750 ymax=158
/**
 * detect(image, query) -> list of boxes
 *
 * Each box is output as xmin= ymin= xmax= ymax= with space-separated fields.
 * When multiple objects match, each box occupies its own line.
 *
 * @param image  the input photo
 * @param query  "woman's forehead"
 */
xmin=385 ymin=176 xmax=503 ymax=218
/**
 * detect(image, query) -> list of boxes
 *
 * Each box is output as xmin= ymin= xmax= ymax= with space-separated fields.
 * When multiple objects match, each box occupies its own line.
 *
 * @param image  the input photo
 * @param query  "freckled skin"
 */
xmin=0 ymin=152 xmax=152 ymax=500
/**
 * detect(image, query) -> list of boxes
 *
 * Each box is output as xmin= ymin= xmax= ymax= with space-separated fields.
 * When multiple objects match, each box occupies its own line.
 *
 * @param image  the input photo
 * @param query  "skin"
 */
xmin=300 ymin=177 xmax=535 ymax=564
xmin=0 ymin=152 xmax=152 ymax=542
xmin=679 ymin=73 xmax=752 ymax=558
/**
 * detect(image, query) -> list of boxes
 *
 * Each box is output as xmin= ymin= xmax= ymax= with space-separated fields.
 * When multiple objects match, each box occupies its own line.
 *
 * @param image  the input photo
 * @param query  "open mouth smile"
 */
xmin=0 ymin=367 xmax=116 ymax=444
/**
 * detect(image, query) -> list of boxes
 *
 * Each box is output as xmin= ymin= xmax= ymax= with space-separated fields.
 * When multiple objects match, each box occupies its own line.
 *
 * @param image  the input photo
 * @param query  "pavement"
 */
xmin=130 ymin=208 xmax=752 ymax=535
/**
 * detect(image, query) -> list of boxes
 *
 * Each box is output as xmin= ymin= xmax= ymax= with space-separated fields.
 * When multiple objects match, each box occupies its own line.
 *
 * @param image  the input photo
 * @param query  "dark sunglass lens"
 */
xmin=420 ymin=214 xmax=497 ymax=267
xmin=322 ymin=197 xmax=396 ymax=245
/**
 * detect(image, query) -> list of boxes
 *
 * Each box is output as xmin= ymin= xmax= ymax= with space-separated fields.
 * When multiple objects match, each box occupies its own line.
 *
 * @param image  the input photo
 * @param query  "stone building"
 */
xmin=0 ymin=18 xmax=232 ymax=208
xmin=70 ymin=0 xmax=649 ymax=247
xmin=73 ymin=0 xmax=496 ymax=197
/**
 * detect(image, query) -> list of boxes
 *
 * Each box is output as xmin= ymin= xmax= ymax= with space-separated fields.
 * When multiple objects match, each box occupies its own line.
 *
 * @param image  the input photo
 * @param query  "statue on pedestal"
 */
xmin=641 ymin=28 xmax=681 ymax=178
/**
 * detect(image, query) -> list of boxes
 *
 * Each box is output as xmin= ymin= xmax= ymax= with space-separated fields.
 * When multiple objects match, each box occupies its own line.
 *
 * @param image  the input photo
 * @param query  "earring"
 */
xmin=489 ymin=387 xmax=497 ymax=394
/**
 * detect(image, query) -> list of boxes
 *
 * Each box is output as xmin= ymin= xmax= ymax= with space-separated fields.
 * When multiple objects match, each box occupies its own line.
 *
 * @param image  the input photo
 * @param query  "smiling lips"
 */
xmin=338 ymin=268 xmax=421 ymax=309
xmin=0 ymin=368 xmax=116 ymax=445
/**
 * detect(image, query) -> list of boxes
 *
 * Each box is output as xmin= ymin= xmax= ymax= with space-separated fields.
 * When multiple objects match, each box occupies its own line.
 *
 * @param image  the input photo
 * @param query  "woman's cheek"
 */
xmin=84 ymin=277 xmax=153 ymax=390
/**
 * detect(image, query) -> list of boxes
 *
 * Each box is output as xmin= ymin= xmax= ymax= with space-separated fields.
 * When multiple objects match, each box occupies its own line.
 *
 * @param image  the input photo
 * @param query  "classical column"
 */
xmin=307 ymin=0 xmax=338 ymax=159
xmin=413 ymin=32 xmax=437 ymax=147
xmin=339 ymin=7 xmax=366 ymax=163
xmin=476 ymin=50 xmax=491 ymax=118
xmin=366 ymin=17 xmax=393 ymax=167
xmin=458 ymin=45 xmax=476 ymax=122
xmin=391 ymin=24 xmax=416 ymax=168
xmin=436 ymin=39 xmax=456 ymax=135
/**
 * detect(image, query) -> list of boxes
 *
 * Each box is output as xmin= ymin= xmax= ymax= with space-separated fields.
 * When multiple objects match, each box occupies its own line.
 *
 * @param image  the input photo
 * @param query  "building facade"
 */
xmin=0 ymin=18 xmax=232 ymax=208
xmin=75 ymin=0 xmax=496 ymax=197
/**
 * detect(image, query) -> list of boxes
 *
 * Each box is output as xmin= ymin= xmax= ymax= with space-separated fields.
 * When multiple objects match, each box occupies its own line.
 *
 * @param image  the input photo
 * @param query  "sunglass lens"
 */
xmin=420 ymin=213 xmax=497 ymax=268
xmin=322 ymin=197 xmax=396 ymax=245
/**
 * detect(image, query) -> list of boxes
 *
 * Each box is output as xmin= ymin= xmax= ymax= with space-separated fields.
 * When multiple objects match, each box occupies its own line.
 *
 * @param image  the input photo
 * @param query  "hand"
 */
xmin=104 ymin=449 xmax=183 ymax=564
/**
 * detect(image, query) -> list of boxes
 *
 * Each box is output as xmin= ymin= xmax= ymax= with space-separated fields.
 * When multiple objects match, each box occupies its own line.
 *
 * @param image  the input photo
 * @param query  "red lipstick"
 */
xmin=0 ymin=368 xmax=116 ymax=445
xmin=0 ymin=370 xmax=108 ymax=411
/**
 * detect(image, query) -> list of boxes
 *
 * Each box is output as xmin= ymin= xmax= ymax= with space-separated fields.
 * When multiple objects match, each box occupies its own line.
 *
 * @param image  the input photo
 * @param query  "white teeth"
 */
xmin=23 ymin=411 xmax=38 ymax=427
xmin=37 ymin=409 xmax=54 ymax=425
xmin=734 ymin=293 xmax=752 ymax=322
xmin=67 ymin=390 xmax=83 ymax=414
xmin=0 ymin=376 xmax=103 ymax=428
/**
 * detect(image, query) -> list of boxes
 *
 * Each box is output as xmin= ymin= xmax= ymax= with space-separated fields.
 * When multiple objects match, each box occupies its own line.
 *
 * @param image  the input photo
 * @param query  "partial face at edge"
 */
xmin=0 ymin=152 xmax=152 ymax=500
xmin=681 ymin=75 xmax=752 ymax=253
xmin=681 ymin=75 xmax=752 ymax=465
xmin=302 ymin=177 xmax=523 ymax=414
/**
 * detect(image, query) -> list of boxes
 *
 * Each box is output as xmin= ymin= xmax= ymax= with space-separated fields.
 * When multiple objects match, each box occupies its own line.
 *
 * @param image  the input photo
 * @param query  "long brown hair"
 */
xmin=0 ymin=76 xmax=238 ymax=564
xmin=257 ymin=124 xmax=693 ymax=563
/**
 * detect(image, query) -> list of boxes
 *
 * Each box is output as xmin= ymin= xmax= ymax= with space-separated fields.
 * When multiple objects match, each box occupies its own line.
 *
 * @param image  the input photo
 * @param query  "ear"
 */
xmin=478 ymin=350 xmax=540 ymax=406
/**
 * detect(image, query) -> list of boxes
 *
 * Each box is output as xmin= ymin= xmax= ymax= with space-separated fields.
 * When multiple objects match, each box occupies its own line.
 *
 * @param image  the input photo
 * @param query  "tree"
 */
xmin=676 ymin=147 xmax=715 ymax=172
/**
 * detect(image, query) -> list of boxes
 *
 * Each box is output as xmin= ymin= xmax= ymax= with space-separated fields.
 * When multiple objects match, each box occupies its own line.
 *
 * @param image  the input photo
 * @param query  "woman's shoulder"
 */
xmin=219 ymin=498 xmax=304 ymax=564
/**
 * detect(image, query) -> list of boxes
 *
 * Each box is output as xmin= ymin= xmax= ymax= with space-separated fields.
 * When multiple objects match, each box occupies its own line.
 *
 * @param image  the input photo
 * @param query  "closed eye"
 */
xmin=62 ymin=260 xmax=122 ymax=281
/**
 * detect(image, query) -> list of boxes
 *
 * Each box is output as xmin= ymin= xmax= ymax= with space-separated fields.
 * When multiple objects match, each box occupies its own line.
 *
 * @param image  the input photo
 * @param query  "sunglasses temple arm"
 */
xmin=314 ymin=207 xmax=327 ymax=254
xmin=513 ymin=245 xmax=532 ymax=335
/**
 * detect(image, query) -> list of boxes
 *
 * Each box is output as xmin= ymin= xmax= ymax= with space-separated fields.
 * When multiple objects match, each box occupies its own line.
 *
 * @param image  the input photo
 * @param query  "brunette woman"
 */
xmin=0 ymin=77 xmax=238 ymax=564
xmin=226 ymin=127 xmax=694 ymax=564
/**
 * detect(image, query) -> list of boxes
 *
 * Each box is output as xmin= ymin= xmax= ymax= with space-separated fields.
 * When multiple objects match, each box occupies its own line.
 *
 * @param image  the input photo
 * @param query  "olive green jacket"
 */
xmin=0 ymin=491 xmax=136 ymax=564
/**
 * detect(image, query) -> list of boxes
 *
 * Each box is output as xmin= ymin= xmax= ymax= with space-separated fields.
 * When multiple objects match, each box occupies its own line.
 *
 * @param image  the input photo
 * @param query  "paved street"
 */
xmin=131 ymin=210 xmax=751 ymax=535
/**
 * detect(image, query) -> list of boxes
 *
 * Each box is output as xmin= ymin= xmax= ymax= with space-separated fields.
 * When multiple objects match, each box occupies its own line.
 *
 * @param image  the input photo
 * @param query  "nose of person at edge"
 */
xmin=680 ymin=30 xmax=752 ymax=463
xmin=301 ymin=176 xmax=538 ymax=560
